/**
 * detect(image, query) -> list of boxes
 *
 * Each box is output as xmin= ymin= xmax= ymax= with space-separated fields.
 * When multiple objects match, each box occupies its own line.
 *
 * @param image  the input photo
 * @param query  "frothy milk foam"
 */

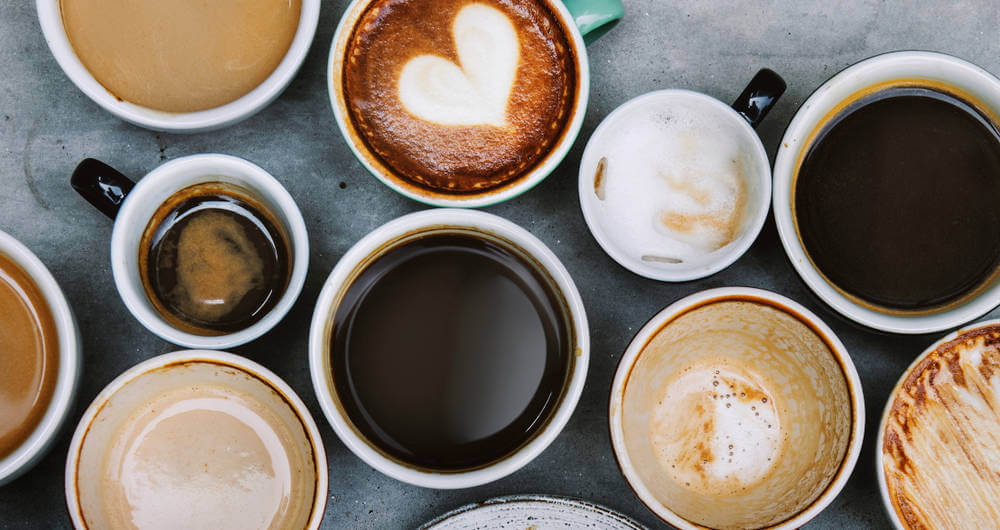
xmin=584 ymin=93 xmax=757 ymax=265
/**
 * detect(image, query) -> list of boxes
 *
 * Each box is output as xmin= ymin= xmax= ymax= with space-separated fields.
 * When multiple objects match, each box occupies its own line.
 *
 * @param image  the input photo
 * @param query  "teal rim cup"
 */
xmin=327 ymin=0 xmax=623 ymax=208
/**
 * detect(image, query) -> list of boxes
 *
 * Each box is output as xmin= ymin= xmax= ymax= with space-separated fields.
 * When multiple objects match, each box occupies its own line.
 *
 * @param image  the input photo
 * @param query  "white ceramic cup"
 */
xmin=0 ymin=231 xmax=80 ymax=486
xmin=309 ymin=208 xmax=589 ymax=488
xmin=773 ymin=51 xmax=1000 ymax=334
xmin=36 ymin=0 xmax=320 ymax=133
xmin=65 ymin=350 xmax=328 ymax=529
xmin=71 ymin=153 xmax=308 ymax=349
xmin=609 ymin=287 xmax=865 ymax=529
xmin=578 ymin=70 xmax=785 ymax=281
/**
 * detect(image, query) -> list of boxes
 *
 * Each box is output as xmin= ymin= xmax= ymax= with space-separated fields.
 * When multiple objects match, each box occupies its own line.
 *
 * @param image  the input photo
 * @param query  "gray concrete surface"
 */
xmin=2 ymin=1 xmax=1000 ymax=528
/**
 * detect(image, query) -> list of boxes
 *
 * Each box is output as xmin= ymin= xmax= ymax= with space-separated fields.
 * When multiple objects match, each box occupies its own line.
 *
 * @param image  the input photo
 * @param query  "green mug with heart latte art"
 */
xmin=328 ymin=0 xmax=622 ymax=207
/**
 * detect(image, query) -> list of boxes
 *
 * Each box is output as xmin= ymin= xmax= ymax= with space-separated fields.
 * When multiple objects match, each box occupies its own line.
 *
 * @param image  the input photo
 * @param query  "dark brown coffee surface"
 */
xmin=139 ymin=184 xmax=290 ymax=335
xmin=342 ymin=0 xmax=577 ymax=194
xmin=0 ymin=252 xmax=58 ymax=460
xmin=331 ymin=233 xmax=570 ymax=470
xmin=796 ymin=86 xmax=1000 ymax=311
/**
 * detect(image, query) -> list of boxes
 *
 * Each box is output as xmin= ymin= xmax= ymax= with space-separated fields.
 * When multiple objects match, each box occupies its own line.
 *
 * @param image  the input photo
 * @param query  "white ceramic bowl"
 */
xmin=773 ymin=51 xmax=1000 ymax=334
xmin=110 ymin=154 xmax=309 ymax=349
xmin=0 ymin=230 xmax=80 ymax=486
xmin=309 ymin=209 xmax=589 ymax=488
xmin=36 ymin=0 xmax=319 ymax=133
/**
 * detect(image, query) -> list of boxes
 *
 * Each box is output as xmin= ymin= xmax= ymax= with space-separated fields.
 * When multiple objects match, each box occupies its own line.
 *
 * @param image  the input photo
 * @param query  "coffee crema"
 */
xmin=60 ymin=0 xmax=301 ymax=112
xmin=795 ymin=84 xmax=1000 ymax=313
xmin=342 ymin=0 xmax=577 ymax=193
xmin=0 ymin=253 xmax=58 ymax=460
xmin=330 ymin=231 xmax=571 ymax=470
xmin=882 ymin=324 xmax=1000 ymax=529
xmin=139 ymin=183 xmax=291 ymax=336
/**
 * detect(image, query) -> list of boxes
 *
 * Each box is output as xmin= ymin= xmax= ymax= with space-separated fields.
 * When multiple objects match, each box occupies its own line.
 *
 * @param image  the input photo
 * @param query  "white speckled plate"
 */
xmin=420 ymin=495 xmax=646 ymax=529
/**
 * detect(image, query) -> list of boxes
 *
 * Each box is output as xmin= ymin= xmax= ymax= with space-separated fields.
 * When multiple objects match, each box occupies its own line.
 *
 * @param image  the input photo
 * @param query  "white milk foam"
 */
xmin=585 ymin=94 xmax=758 ymax=264
xmin=398 ymin=4 xmax=519 ymax=127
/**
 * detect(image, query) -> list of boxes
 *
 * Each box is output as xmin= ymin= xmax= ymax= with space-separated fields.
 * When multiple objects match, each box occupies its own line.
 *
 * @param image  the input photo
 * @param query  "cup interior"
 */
xmin=66 ymin=351 xmax=326 ymax=529
xmin=326 ymin=0 xmax=590 ymax=208
xmin=111 ymin=154 xmax=308 ymax=349
xmin=578 ymin=90 xmax=772 ymax=281
xmin=0 ymin=231 xmax=79 ymax=486
xmin=611 ymin=289 xmax=862 ymax=529
xmin=36 ymin=0 xmax=320 ymax=132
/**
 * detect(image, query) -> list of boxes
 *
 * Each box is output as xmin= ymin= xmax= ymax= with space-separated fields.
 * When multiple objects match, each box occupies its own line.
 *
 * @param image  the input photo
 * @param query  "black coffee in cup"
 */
xmin=330 ymin=231 xmax=572 ymax=470
xmin=795 ymin=84 xmax=1000 ymax=312
xmin=138 ymin=183 xmax=291 ymax=335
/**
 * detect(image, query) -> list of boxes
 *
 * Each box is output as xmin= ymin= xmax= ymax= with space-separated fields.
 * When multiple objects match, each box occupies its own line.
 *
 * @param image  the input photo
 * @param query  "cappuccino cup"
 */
xmin=70 ymin=154 xmax=308 ymax=349
xmin=609 ymin=287 xmax=864 ymax=529
xmin=328 ymin=0 xmax=623 ymax=207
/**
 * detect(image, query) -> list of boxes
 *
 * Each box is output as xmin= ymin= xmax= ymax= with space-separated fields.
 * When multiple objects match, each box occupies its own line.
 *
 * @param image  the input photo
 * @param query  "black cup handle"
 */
xmin=731 ymin=68 xmax=786 ymax=129
xmin=71 ymin=158 xmax=136 ymax=220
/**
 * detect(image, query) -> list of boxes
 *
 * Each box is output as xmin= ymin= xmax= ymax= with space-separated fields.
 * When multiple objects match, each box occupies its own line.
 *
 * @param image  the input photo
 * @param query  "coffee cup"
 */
xmin=877 ymin=319 xmax=1000 ymax=529
xmin=609 ymin=287 xmax=864 ymax=529
xmin=327 ymin=0 xmax=623 ymax=207
xmin=309 ymin=208 xmax=589 ymax=488
xmin=0 ymin=230 xmax=80 ymax=486
xmin=773 ymin=51 xmax=1000 ymax=334
xmin=71 ymin=154 xmax=308 ymax=349
xmin=65 ymin=350 xmax=328 ymax=529
xmin=579 ymin=69 xmax=785 ymax=281
xmin=36 ymin=0 xmax=319 ymax=132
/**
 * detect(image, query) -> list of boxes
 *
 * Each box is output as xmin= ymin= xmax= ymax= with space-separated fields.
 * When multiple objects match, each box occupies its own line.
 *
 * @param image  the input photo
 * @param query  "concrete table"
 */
xmin=2 ymin=1 xmax=999 ymax=528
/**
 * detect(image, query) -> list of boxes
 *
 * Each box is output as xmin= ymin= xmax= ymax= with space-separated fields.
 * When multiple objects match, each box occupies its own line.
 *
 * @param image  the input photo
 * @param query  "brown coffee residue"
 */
xmin=883 ymin=324 xmax=1000 ymax=528
xmin=0 ymin=253 xmax=59 ymax=460
xmin=656 ymin=161 xmax=747 ymax=250
xmin=593 ymin=157 xmax=608 ymax=200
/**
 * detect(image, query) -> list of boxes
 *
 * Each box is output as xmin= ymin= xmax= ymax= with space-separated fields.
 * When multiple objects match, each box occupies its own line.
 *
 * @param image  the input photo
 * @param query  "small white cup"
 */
xmin=0 ymin=230 xmax=80 ymax=486
xmin=773 ymin=51 xmax=1000 ymax=334
xmin=579 ymin=70 xmax=784 ymax=281
xmin=309 ymin=208 xmax=589 ymax=488
xmin=36 ymin=0 xmax=319 ymax=133
xmin=72 ymin=153 xmax=308 ymax=349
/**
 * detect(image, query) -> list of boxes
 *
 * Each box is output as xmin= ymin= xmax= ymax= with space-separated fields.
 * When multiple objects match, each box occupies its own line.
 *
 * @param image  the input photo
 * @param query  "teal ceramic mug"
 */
xmin=327 ymin=0 xmax=623 ymax=207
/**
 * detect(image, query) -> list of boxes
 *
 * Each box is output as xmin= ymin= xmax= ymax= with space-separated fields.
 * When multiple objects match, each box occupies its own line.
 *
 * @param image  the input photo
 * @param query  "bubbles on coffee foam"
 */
xmin=585 ymin=96 xmax=755 ymax=265
xmin=650 ymin=360 xmax=783 ymax=497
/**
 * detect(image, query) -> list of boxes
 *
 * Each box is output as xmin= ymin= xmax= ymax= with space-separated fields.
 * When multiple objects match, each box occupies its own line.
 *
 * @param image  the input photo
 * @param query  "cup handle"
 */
xmin=731 ymin=69 xmax=786 ymax=129
xmin=562 ymin=0 xmax=624 ymax=44
xmin=70 ymin=158 xmax=136 ymax=220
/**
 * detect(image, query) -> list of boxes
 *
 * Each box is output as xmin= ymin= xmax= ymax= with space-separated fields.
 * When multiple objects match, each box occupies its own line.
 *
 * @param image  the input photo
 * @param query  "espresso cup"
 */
xmin=309 ymin=209 xmax=589 ymax=488
xmin=579 ymin=69 xmax=785 ymax=281
xmin=65 ymin=350 xmax=328 ymax=529
xmin=773 ymin=51 xmax=1000 ymax=334
xmin=0 ymin=231 xmax=80 ymax=486
xmin=328 ymin=0 xmax=623 ymax=207
xmin=877 ymin=319 xmax=1000 ymax=529
xmin=71 ymin=154 xmax=308 ymax=349
xmin=36 ymin=0 xmax=319 ymax=132
xmin=609 ymin=287 xmax=864 ymax=529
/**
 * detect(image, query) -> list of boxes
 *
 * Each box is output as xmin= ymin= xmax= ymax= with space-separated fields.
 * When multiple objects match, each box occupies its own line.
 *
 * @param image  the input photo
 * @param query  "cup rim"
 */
xmin=325 ymin=0 xmax=591 ymax=208
xmin=35 ymin=0 xmax=320 ymax=133
xmin=608 ymin=287 xmax=865 ymax=529
xmin=577 ymin=89 xmax=773 ymax=282
xmin=772 ymin=50 xmax=1000 ymax=334
xmin=874 ymin=317 xmax=1000 ymax=530
xmin=0 ymin=231 xmax=80 ymax=486
xmin=63 ymin=349 xmax=329 ymax=529
xmin=308 ymin=208 xmax=590 ymax=488
xmin=109 ymin=153 xmax=309 ymax=349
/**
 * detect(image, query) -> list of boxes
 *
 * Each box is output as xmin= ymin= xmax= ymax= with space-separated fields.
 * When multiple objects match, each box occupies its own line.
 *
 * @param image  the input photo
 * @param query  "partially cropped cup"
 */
xmin=71 ymin=154 xmax=308 ymax=349
xmin=579 ymin=69 xmax=786 ymax=281
xmin=37 ymin=0 xmax=319 ymax=132
xmin=609 ymin=287 xmax=864 ymax=529
xmin=309 ymin=209 xmax=589 ymax=488
xmin=328 ymin=0 xmax=623 ymax=207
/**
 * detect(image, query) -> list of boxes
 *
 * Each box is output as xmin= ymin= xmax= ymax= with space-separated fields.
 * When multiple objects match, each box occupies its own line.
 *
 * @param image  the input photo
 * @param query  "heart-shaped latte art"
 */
xmin=398 ymin=4 xmax=520 ymax=127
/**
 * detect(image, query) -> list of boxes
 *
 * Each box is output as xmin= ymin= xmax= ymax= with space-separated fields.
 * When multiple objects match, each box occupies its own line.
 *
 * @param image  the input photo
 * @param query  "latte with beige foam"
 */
xmin=341 ymin=0 xmax=578 ymax=193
